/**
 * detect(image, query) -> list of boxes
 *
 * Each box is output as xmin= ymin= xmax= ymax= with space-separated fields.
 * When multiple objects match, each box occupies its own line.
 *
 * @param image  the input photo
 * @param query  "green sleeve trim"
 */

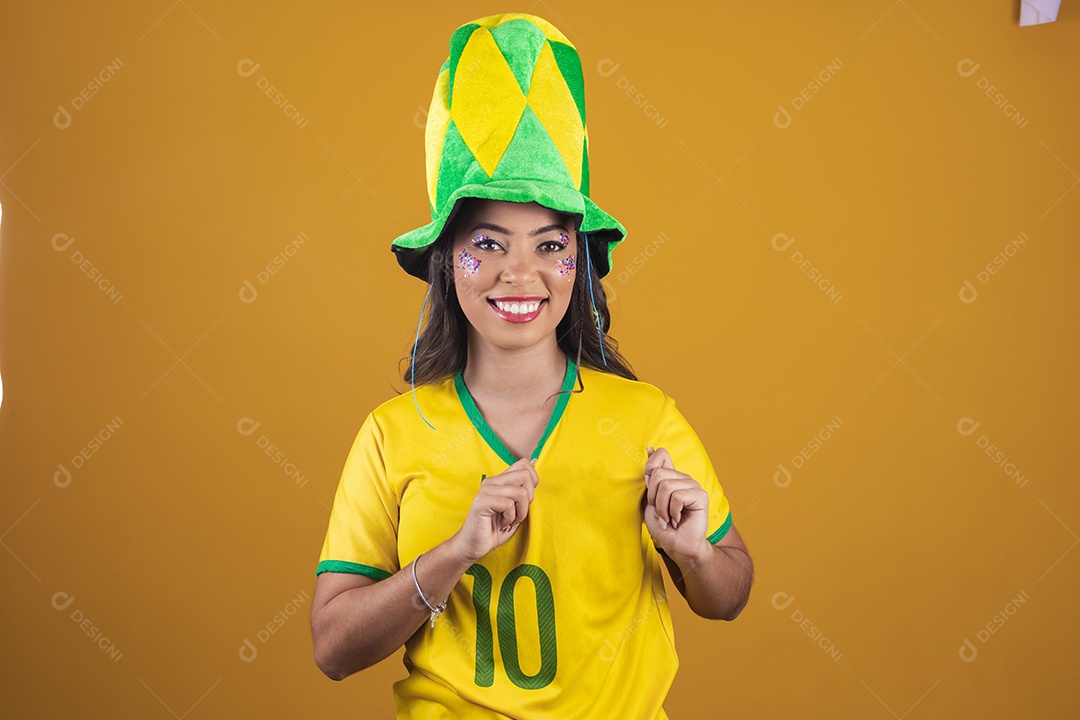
xmin=708 ymin=512 xmax=733 ymax=543
xmin=315 ymin=560 xmax=392 ymax=580
xmin=653 ymin=513 xmax=733 ymax=557
xmin=454 ymin=354 xmax=576 ymax=465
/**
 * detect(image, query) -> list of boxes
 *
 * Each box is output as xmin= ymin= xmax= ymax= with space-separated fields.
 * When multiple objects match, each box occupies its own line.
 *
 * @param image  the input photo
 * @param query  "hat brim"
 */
xmin=391 ymin=178 xmax=625 ymax=281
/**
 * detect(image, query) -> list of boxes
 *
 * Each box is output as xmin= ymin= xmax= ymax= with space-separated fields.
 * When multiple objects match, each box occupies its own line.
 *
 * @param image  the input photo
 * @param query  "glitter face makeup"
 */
xmin=458 ymin=249 xmax=481 ymax=277
xmin=450 ymin=202 xmax=580 ymax=348
xmin=459 ymin=233 xmax=493 ymax=277
xmin=557 ymin=256 xmax=575 ymax=279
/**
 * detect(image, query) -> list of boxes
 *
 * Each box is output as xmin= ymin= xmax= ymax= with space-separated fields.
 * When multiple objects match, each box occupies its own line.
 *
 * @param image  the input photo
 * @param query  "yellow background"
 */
xmin=1 ymin=1 xmax=1077 ymax=717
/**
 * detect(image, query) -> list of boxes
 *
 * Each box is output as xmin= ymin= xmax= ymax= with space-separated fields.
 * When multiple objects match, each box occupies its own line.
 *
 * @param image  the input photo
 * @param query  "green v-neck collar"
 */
xmin=454 ymin=354 xmax=577 ymax=465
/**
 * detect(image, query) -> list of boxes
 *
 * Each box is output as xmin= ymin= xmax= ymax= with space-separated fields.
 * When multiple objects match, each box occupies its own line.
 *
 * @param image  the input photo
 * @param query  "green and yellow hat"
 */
xmin=391 ymin=12 xmax=626 ymax=281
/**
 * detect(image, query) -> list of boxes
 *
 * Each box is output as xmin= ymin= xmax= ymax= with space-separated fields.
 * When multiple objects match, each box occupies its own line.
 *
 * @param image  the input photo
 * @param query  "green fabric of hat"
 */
xmin=391 ymin=12 xmax=626 ymax=281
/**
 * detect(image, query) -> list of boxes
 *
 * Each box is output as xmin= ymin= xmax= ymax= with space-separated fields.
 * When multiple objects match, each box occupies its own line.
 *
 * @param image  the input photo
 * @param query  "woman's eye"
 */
xmin=470 ymin=234 xmax=501 ymax=252
xmin=540 ymin=234 xmax=570 ymax=253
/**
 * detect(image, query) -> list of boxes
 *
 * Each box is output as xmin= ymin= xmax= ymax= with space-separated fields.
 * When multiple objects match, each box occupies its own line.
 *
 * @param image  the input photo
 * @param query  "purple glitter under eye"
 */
xmin=557 ymin=256 xmax=575 ymax=279
xmin=458 ymin=249 xmax=481 ymax=277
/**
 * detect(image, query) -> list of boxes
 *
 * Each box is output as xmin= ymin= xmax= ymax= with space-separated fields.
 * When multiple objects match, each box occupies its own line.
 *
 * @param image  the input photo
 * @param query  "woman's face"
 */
xmin=450 ymin=199 xmax=578 ymax=352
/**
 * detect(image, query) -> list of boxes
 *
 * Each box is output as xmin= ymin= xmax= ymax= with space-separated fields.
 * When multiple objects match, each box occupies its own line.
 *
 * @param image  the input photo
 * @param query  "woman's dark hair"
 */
xmin=398 ymin=198 xmax=636 ymax=391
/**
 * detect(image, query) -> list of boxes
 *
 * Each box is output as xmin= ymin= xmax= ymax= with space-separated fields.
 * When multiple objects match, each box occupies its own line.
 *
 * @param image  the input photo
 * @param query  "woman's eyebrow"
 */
xmin=468 ymin=222 xmax=569 ymax=236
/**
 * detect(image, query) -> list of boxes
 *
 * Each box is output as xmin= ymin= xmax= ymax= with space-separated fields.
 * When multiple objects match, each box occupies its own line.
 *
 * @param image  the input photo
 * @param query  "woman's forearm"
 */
xmin=665 ymin=543 xmax=754 ymax=620
xmin=313 ymin=535 xmax=475 ymax=680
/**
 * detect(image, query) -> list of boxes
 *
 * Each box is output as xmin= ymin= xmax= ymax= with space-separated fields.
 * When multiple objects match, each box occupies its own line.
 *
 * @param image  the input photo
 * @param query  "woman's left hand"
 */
xmin=642 ymin=446 xmax=710 ymax=562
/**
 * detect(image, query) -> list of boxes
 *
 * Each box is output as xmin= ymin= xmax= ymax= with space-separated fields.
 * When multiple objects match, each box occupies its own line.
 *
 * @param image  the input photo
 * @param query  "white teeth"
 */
xmin=493 ymin=300 xmax=541 ymax=315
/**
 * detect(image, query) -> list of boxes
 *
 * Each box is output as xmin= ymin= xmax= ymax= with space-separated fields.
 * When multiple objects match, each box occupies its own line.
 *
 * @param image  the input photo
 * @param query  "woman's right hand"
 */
xmin=451 ymin=457 xmax=539 ymax=563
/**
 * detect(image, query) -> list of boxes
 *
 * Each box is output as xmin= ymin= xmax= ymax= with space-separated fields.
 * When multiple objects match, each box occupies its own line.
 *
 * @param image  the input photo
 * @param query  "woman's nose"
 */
xmin=499 ymin=247 xmax=540 ymax=286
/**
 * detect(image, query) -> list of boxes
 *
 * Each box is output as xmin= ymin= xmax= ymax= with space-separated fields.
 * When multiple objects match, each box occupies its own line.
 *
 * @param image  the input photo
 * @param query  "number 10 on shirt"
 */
xmin=464 ymin=563 xmax=557 ymax=690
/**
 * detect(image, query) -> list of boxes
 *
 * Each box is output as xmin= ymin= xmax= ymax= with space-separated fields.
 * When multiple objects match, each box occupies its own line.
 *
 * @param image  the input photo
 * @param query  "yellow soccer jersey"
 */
xmin=316 ymin=354 xmax=733 ymax=719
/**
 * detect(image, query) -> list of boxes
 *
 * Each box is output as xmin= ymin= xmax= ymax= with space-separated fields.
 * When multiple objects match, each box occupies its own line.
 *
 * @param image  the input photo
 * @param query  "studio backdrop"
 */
xmin=1 ymin=1 xmax=1077 ymax=717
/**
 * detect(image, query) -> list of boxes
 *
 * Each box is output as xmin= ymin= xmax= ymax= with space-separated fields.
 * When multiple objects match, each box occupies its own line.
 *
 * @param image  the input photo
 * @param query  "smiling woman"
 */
xmin=309 ymin=12 xmax=753 ymax=719
xmin=404 ymin=197 xmax=635 ymax=390
xmin=455 ymin=202 xmax=576 ymax=328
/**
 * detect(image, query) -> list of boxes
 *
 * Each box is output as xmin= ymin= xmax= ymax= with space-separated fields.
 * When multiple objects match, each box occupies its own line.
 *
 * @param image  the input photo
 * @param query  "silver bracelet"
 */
xmin=412 ymin=551 xmax=448 ymax=628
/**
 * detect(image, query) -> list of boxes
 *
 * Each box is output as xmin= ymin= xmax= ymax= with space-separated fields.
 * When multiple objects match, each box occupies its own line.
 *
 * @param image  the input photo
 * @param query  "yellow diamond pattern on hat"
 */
xmin=526 ymin=41 xmax=584 ymax=191
xmin=425 ymin=67 xmax=452 ymax=214
xmin=450 ymin=27 xmax=528 ymax=177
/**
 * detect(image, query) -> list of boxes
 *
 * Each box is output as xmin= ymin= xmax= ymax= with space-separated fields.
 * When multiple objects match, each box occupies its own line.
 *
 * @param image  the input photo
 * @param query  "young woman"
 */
xmin=310 ymin=13 xmax=753 ymax=719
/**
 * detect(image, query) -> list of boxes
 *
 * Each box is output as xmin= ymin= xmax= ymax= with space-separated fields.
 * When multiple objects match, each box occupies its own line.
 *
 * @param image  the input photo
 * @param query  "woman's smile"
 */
xmin=450 ymin=199 xmax=577 ymax=350
xmin=487 ymin=295 xmax=548 ymax=323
